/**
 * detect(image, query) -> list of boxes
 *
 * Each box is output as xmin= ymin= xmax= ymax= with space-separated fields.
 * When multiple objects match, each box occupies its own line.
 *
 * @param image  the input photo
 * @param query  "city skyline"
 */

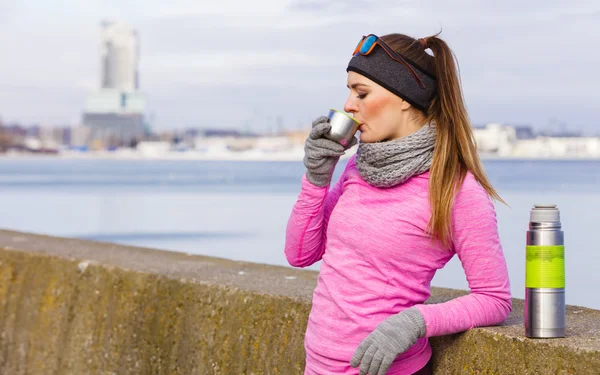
xmin=0 ymin=1 xmax=598 ymax=132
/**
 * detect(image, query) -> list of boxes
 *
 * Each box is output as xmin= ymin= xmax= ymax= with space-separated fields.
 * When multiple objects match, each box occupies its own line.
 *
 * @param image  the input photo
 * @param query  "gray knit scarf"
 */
xmin=356 ymin=123 xmax=436 ymax=188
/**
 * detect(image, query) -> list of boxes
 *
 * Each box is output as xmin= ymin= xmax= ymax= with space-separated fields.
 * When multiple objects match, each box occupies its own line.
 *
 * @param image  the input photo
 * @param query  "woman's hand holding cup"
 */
xmin=303 ymin=112 xmax=358 ymax=187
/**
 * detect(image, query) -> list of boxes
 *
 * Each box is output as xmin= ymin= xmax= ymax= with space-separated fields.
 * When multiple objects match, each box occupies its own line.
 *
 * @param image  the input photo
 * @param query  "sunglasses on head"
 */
xmin=353 ymin=34 xmax=427 ymax=89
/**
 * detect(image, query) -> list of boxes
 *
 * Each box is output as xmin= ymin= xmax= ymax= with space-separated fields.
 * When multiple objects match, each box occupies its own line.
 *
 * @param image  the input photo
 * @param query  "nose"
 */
xmin=344 ymin=94 xmax=358 ymax=114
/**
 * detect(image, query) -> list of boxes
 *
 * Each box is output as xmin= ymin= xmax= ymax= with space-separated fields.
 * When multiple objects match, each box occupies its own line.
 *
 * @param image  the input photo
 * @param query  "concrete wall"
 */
xmin=0 ymin=229 xmax=599 ymax=374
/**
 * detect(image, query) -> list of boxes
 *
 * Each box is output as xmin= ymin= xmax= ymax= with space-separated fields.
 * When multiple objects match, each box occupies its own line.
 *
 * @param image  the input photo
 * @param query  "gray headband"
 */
xmin=346 ymin=45 xmax=437 ymax=112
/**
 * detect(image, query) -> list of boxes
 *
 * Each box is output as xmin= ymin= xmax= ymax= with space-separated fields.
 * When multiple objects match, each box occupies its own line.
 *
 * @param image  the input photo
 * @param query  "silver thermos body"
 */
xmin=525 ymin=204 xmax=566 ymax=338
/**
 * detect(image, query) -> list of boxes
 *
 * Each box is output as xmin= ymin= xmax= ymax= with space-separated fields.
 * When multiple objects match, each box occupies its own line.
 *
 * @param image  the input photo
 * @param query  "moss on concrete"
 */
xmin=0 ymin=249 xmax=309 ymax=374
xmin=0 ymin=229 xmax=599 ymax=374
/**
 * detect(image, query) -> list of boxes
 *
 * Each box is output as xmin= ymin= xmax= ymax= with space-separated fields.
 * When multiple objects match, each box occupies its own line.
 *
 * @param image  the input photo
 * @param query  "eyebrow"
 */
xmin=347 ymin=83 xmax=369 ymax=89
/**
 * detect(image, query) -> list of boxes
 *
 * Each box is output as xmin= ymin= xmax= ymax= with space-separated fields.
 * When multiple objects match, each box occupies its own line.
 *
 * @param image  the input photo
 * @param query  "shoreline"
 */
xmin=1 ymin=151 xmax=600 ymax=162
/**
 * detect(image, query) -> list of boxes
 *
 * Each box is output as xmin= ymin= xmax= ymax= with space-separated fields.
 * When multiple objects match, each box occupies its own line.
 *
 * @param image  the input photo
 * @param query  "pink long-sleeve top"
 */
xmin=285 ymin=155 xmax=512 ymax=375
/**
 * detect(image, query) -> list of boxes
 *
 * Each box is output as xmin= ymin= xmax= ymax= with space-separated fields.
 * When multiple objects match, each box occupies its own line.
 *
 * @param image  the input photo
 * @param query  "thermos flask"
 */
xmin=525 ymin=204 xmax=566 ymax=338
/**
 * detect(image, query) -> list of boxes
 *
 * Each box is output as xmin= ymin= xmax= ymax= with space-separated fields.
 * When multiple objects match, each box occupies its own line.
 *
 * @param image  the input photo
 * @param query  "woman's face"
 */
xmin=344 ymin=71 xmax=414 ymax=143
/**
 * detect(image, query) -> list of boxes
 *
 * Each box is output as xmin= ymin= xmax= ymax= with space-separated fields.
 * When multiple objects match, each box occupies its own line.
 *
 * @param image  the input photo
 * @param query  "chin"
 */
xmin=359 ymin=132 xmax=371 ymax=143
xmin=359 ymin=132 xmax=380 ymax=144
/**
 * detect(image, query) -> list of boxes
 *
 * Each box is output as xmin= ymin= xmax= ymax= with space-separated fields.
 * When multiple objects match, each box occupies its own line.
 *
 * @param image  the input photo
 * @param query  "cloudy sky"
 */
xmin=0 ymin=0 xmax=598 ymax=133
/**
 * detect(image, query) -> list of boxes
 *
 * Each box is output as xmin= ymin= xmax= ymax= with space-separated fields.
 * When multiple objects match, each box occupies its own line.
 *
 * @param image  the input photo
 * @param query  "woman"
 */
xmin=285 ymin=33 xmax=512 ymax=375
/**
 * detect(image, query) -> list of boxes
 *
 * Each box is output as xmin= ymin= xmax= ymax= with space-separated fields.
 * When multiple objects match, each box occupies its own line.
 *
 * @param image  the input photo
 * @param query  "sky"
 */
xmin=0 ymin=0 xmax=598 ymax=133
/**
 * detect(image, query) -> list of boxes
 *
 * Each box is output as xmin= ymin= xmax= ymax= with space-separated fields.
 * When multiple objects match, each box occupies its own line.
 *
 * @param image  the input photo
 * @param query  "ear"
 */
xmin=398 ymin=98 xmax=412 ymax=111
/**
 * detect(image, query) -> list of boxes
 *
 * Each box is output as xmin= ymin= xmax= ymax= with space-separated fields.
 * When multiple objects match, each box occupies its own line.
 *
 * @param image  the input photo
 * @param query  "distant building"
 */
xmin=81 ymin=21 xmax=146 ymax=146
xmin=100 ymin=21 xmax=139 ymax=92
xmin=513 ymin=125 xmax=536 ymax=140
xmin=473 ymin=123 xmax=516 ymax=156
xmin=201 ymin=129 xmax=244 ymax=138
xmin=82 ymin=90 xmax=146 ymax=145
xmin=512 ymin=136 xmax=600 ymax=158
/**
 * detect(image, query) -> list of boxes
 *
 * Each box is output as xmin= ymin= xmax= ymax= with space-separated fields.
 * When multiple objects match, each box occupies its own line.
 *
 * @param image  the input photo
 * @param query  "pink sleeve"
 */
xmin=414 ymin=176 xmax=512 ymax=337
xmin=284 ymin=157 xmax=354 ymax=268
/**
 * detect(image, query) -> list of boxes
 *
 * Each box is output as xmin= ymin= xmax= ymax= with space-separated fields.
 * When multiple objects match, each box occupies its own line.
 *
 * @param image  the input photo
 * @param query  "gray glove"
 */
xmin=350 ymin=307 xmax=426 ymax=375
xmin=304 ymin=116 xmax=357 ymax=187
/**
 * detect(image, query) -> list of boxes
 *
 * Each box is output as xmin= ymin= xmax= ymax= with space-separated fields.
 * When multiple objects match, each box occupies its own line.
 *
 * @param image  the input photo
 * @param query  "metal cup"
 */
xmin=324 ymin=109 xmax=360 ymax=147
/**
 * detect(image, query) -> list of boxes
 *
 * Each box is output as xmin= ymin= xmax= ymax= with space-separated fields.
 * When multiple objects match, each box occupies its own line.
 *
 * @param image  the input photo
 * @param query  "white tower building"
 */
xmin=100 ymin=21 xmax=139 ymax=91
xmin=80 ymin=21 xmax=146 ymax=147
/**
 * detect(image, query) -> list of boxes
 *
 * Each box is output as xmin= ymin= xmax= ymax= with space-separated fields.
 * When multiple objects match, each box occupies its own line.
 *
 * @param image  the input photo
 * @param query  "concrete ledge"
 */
xmin=0 ymin=229 xmax=599 ymax=374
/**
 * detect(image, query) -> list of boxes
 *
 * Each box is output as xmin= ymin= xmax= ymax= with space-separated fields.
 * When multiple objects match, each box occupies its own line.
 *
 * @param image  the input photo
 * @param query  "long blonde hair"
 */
xmin=381 ymin=33 xmax=505 ymax=248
